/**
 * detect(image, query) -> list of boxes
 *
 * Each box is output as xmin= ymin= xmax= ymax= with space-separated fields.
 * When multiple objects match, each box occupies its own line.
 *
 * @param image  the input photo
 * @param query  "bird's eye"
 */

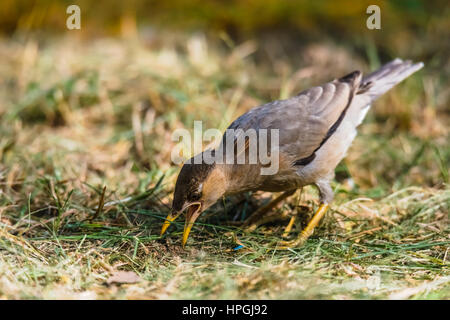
xmin=191 ymin=192 xmax=201 ymax=201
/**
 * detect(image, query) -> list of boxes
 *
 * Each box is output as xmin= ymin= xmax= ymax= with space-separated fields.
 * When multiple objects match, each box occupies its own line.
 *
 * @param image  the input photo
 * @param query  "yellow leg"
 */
xmin=282 ymin=215 xmax=297 ymax=238
xmin=279 ymin=203 xmax=329 ymax=248
xmin=282 ymin=188 xmax=302 ymax=237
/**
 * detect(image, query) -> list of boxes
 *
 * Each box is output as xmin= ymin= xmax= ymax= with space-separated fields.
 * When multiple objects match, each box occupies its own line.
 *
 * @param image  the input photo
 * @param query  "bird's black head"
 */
xmin=161 ymin=151 xmax=228 ymax=247
xmin=171 ymin=159 xmax=215 ymax=212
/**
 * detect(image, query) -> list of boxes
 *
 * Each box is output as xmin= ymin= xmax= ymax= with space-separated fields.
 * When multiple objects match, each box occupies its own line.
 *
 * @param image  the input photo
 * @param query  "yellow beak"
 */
xmin=160 ymin=202 xmax=202 ymax=248
xmin=182 ymin=203 xmax=202 ymax=248
xmin=160 ymin=211 xmax=181 ymax=236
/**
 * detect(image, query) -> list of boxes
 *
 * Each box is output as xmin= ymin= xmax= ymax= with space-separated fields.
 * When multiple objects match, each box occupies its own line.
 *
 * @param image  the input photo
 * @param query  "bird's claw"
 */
xmin=277 ymin=236 xmax=307 ymax=250
xmin=243 ymin=224 xmax=257 ymax=233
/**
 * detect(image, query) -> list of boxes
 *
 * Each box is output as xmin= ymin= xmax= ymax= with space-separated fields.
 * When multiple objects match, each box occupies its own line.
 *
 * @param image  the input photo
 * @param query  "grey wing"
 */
xmin=225 ymin=71 xmax=362 ymax=164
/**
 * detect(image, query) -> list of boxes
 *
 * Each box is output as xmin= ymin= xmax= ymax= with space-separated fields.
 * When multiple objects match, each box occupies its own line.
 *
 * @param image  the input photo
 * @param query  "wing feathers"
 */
xmin=293 ymin=71 xmax=361 ymax=165
xmin=222 ymin=61 xmax=421 ymax=169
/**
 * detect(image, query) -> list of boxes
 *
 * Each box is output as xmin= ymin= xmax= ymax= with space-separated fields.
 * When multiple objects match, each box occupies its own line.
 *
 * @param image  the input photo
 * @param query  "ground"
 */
xmin=0 ymin=32 xmax=448 ymax=299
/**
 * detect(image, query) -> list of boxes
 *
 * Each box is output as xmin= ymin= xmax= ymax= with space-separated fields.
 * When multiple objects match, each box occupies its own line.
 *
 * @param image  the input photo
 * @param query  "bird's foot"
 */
xmin=277 ymin=230 xmax=311 ymax=249
xmin=243 ymin=223 xmax=258 ymax=233
xmin=276 ymin=203 xmax=329 ymax=250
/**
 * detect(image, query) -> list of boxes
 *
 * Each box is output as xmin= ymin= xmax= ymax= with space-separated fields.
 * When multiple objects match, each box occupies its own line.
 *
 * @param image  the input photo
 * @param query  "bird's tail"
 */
xmin=359 ymin=58 xmax=424 ymax=102
xmin=349 ymin=58 xmax=423 ymax=126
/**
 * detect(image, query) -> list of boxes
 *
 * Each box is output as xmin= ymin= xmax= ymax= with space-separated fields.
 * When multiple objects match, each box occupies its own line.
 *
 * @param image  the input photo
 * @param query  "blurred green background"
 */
xmin=2 ymin=0 xmax=449 ymax=61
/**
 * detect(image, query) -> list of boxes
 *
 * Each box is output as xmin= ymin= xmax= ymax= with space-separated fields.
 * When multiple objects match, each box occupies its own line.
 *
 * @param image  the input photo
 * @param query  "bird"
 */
xmin=160 ymin=58 xmax=424 ymax=248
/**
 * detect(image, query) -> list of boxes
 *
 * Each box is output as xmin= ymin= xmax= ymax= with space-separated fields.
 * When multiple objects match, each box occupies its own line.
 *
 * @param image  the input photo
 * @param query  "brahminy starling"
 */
xmin=161 ymin=58 xmax=423 ymax=248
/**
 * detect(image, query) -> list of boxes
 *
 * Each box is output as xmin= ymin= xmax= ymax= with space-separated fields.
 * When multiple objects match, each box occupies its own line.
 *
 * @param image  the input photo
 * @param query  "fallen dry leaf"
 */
xmin=107 ymin=271 xmax=142 ymax=285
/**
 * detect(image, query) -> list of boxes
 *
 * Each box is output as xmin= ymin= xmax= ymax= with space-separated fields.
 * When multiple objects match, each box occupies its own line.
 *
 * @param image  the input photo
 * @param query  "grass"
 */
xmin=0 ymin=31 xmax=449 ymax=299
